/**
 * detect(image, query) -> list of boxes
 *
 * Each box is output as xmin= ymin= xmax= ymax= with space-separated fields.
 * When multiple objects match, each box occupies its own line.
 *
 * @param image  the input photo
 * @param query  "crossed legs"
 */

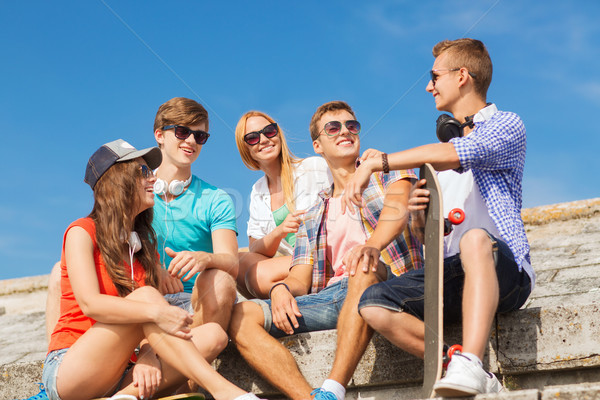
xmin=55 ymin=286 xmax=246 ymax=400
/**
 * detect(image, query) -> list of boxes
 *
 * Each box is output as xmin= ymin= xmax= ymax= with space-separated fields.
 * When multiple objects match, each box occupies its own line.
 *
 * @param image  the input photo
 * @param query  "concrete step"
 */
xmin=2 ymin=198 xmax=599 ymax=399
xmin=209 ymin=302 xmax=600 ymax=398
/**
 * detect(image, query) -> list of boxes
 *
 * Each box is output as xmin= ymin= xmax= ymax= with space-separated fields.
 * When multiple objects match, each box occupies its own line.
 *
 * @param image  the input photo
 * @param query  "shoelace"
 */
xmin=310 ymin=388 xmax=338 ymax=400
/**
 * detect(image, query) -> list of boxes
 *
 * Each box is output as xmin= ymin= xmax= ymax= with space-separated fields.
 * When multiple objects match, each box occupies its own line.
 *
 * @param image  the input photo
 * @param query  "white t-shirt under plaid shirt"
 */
xmin=449 ymin=103 xmax=535 ymax=287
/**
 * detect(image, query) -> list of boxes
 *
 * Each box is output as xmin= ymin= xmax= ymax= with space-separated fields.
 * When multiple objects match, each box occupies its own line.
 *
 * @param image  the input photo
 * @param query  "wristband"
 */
xmin=382 ymin=153 xmax=390 ymax=173
xmin=269 ymin=282 xmax=291 ymax=299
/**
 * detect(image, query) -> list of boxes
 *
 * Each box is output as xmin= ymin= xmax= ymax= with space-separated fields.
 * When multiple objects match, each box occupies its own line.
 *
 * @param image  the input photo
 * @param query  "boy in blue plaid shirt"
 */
xmin=229 ymin=101 xmax=422 ymax=400
xmin=343 ymin=38 xmax=535 ymax=396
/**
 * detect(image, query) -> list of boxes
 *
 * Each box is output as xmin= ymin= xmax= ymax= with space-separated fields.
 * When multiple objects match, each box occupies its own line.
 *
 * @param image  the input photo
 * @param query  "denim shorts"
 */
xmin=165 ymin=291 xmax=194 ymax=314
xmin=251 ymin=278 xmax=348 ymax=338
xmin=42 ymin=348 xmax=68 ymax=400
xmin=358 ymin=232 xmax=532 ymax=323
xmin=42 ymin=348 xmax=134 ymax=400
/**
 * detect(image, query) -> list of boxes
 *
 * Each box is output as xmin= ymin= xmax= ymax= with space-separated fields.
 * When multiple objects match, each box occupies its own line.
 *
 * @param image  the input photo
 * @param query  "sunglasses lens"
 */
xmin=194 ymin=132 xmax=209 ymax=145
xmin=429 ymin=70 xmax=437 ymax=84
xmin=346 ymin=120 xmax=361 ymax=134
xmin=139 ymin=165 xmax=153 ymax=179
xmin=244 ymin=132 xmax=260 ymax=145
xmin=173 ymin=126 xmax=191 ymax=140
xmin=263 ymin=124 xmax=278 ymax=138
xmin=324 ymin=121 xmax=342 ymax=136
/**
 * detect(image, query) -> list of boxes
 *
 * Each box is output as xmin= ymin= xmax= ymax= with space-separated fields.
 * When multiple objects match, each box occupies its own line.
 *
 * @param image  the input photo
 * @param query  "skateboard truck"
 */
xmin=442 ymin=344 xmax=463 ymax=370
xmin=443 ymin=208 xmax=465 ymax=236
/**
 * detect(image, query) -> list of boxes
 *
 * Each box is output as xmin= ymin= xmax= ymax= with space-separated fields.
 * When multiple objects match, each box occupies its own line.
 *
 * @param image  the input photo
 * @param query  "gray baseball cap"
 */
xmin=84 ymin=139 xmax=162 ymax=189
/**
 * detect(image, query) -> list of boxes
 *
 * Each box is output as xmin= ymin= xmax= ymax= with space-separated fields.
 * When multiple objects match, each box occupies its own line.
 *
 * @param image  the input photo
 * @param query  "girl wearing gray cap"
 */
xmin=43 ymin=139 xmax=261 ymax=400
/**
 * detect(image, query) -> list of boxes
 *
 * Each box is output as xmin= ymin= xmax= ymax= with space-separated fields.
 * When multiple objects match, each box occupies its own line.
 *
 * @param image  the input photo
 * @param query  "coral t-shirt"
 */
xmin=325 ymin=196 xmax=367 ymax=286
xmin=48 ymin=218 xmax=147 ymax=354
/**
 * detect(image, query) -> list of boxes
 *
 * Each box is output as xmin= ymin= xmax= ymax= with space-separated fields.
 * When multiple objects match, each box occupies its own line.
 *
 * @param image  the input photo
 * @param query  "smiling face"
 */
xmin=244 ymin=115 xmax=282 ymax=168
xmin=135 ymin=158 xmax=157 ymax=215
xmin=426 ymin=52 xmax=460 ymax=112
xmin=155 ymin=122 xmax=206 ymax=169
xmin=312 ymin=109 xmax=360 ymax=166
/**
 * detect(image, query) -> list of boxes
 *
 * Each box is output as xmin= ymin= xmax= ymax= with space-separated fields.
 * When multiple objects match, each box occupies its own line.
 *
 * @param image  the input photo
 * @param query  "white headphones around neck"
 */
xmin=128 ymin=231 xmax=142 ymax=253
xmin=153 ymin=175 xmax=192 ymax=197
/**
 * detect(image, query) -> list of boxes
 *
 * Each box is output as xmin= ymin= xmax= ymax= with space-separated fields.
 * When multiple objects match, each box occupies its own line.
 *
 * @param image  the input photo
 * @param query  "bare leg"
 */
xmin=56 ymin=287 xmax=247 ymax=400
xmin=459 ymin=229 xmax=499 ymax=360
xmin=327 ymin=267 xmax=380 ymax=386
xmin=45 ymin=262 xmax=61 ymax=342
xmin=360 ymin=306 xmax=425 ymax=358
xmin=244 ymin=254 xmax=292 ymax=299
xmin=236 ymin=251 xmax=257 ymax=299
xmin=117 ymin=322 xmax=229 ymax=396
xmin=192 ymin=268 xmax=237 ymax=330
xmin=229 ymin=301 xmax=313 ymax=400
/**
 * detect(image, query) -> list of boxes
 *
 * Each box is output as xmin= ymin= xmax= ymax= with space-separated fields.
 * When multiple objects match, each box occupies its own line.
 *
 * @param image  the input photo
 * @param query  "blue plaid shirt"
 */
xmin=450 ymin=103 xmax=531 ymax=268
xmin=292 ymin=170 xmax=424 ymax=294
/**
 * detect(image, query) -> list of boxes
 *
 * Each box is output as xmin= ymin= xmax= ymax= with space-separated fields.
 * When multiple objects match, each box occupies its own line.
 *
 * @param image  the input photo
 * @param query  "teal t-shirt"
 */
xmin=152 ymin=176 xmax=238 ymax=293
xmin=272 ymin=204 xmax=296 ymax=248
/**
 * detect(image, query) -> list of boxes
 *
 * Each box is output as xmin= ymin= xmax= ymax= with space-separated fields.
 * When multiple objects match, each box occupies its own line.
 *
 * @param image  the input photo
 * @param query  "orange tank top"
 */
xmin=48 ymin=218 xmax=148 ymax=354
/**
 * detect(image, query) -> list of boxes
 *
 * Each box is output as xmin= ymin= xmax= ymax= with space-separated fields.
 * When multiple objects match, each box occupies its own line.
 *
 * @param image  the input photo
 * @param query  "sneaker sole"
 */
xmin=434 ymin=382 xmax=481 ymax=397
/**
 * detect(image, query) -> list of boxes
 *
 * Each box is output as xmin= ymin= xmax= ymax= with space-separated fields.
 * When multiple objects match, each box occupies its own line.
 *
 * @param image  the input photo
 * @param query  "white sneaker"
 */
xmin=485 ymin=372 xmax=506 ymax=394
xmin=433 ymin=354 xmax=504 ymax=397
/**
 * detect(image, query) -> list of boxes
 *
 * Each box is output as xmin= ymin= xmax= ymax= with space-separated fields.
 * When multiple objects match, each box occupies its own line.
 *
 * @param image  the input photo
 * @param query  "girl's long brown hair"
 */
xmin=89 ymin=161 xmax=159 ymax=296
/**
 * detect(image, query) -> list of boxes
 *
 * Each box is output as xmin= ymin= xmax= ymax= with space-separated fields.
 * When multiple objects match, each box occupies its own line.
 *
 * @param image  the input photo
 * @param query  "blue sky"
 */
xmin=1 ymin=1 xmax=598 ymax=280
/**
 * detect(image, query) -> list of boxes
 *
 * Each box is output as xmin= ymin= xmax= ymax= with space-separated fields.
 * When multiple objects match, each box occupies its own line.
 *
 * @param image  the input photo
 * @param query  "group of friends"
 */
xmin=37 ymin=38 xmax=535 ymax=400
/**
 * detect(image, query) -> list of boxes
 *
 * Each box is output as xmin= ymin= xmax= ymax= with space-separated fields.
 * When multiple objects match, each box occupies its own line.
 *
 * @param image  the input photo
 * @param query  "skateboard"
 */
xmin=420 ymin=164 xmax=466 ymax=397
xmin=95 ymin=394 xmax=205 ymax=400
xmin=420 ymin=163 xmax=445 ymax=398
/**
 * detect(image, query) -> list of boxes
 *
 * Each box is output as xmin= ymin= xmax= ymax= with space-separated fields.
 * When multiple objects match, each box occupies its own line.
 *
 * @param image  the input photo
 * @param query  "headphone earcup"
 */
xmin=154 ymin=178 xmax=167 ymax=196
xmin=129 ymin=231 xmax=142 ymax=253
xmin=168 ymin=180 xmax=185 ymax=196
xmin=436 ymin=114 xmax=463 ymax=143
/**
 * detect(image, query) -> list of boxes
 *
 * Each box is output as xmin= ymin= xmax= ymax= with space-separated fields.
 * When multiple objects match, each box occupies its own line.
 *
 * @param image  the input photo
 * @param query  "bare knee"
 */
xmin=196 ymin=270 xmax=236 ymax=306
xmin=360 ymin=306 xmax=394 ymax=331
xmin=347 ymin=269 xmax=379 ymax=295
xmin=459 ymin=229 xmax=493 ymax=255
xmin=194 ymin=322 xmax=229 ymax=355
xmin=126 ymin=286 xmax=163 ymax=302
xmin=228 ymin=301 xmax=264 ymax=343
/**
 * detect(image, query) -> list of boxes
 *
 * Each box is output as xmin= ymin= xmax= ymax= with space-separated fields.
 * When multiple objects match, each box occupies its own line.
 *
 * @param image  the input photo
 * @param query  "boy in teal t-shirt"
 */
xmin=152 ymin=176 xmax=237 ymax=293
xmin=152 ymin=97 xmax=239 ymax=330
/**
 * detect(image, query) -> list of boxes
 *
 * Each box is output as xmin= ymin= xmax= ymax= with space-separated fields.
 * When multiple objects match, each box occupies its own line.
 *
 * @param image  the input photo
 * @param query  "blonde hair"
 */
xmin=235 ymin=111 xmax=299 ymax=211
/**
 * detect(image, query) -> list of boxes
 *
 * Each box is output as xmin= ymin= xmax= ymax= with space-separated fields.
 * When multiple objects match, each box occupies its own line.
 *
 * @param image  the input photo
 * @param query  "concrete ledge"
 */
xmin=522 ymin=198 xmax=600 ymax=225
xmin=0 ymin=360 xmax=43 ymax=400
xmin=0 ymin=274 xmax=49 ymax=296
xmin=211 ymin=302 xmax=600 ymax=398
xmin=495 ymin=303 xmax=600 ymax=374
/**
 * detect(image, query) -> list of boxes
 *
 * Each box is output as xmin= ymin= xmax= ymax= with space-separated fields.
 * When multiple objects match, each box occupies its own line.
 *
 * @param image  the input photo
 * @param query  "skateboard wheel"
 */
xmin=448 ymin=208 xmax=465 ymax=225
xmin=447 ymin=344 xmax=463 ymax=359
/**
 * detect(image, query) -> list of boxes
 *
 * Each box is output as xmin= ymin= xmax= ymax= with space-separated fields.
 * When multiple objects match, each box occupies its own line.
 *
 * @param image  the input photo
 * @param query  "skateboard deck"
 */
xmin=95 ymin=394 xmax=204 ymax=400
xmin=420 ymin=163 xmax=445 ymax=398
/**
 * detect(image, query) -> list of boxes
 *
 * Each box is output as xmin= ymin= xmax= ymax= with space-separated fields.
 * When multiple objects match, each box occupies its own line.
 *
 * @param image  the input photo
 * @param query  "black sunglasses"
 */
xmin=429 ymin=68 xmax=477 ymax=85
xmin=162 ymin=125 xmax=210 ymax=145
xmin=321 ymin=120 xmax=361 ymax=137
xmin=243 ymin=122 xmax=279 ymax=146
xmin=138 ymin=164 xmax=154 ymax=179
